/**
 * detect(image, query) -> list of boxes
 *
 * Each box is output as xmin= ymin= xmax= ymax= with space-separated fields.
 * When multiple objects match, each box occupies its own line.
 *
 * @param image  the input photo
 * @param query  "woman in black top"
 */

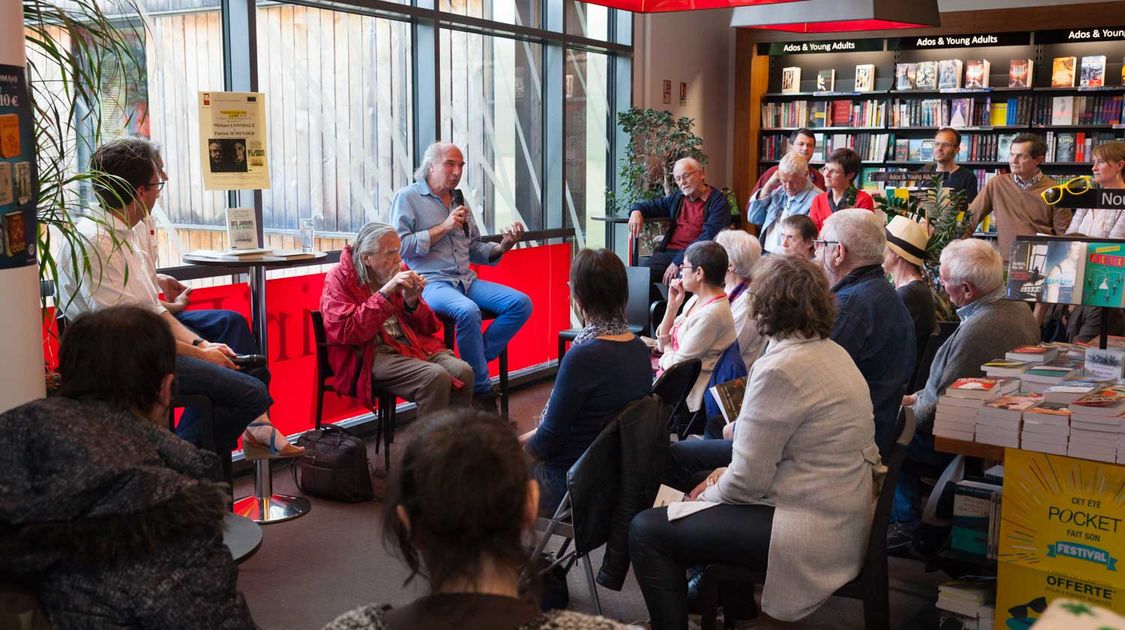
xmin=883 ymin=215 xmax=936 ymax=371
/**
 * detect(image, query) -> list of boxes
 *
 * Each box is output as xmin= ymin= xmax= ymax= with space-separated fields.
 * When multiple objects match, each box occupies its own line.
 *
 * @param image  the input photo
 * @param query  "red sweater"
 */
xmin=320 ymin=246 xmax=446 ymax=407
xmin=808 ymin=189 xmax=875 ymax=233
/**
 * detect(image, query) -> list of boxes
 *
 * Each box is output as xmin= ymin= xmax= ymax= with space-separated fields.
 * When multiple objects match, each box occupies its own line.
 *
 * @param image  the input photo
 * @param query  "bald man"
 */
xmin=628 ymin=158 xmax=732 ymax=286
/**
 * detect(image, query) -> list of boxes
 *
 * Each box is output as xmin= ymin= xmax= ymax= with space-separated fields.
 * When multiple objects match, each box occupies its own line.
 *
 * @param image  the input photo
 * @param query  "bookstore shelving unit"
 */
xmin=756 ymin=29 xmax=1125 ymax=193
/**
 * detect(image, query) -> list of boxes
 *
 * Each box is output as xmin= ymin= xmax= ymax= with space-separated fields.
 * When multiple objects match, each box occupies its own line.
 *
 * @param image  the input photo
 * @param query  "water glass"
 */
xmin=299 ymin=218 xmax=316 ymax=253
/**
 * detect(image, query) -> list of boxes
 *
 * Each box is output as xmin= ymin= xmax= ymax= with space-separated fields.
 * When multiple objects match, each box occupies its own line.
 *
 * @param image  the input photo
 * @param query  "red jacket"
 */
xmin=808 ymin=189 xmax=875 ymax=233
xmin=320 ymin=245 xmax=447 ymax=407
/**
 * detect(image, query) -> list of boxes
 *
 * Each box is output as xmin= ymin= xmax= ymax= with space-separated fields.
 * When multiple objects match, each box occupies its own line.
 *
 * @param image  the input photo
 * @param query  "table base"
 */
xmin=234 ymin=494 xmax=311 ymax=524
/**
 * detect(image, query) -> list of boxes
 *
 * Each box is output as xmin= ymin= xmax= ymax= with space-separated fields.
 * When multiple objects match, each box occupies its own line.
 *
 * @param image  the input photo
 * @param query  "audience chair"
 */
xmin=310 ymin=310 xmax=397 ymax=472
xmin=438 ymin=310 xmax=509 ymax=418
xmin=909 ymin=320 xmax=959 ymax=393
xmin=558 ymin=266 xmax=653 ymax=360
xmin=531 ymin=395 xmax=665 ymax=615
xmin=697 ymin=408 xmax=918 ymax=630
xmin=166 ymin=393 xmax=263 ymax=562
xmin=652 ymin=359 xmax=702 ymax=435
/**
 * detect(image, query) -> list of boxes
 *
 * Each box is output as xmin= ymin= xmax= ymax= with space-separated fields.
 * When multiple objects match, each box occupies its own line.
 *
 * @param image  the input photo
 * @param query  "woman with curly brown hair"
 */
xmin=629 ymin=255 xmax=883 ymax=628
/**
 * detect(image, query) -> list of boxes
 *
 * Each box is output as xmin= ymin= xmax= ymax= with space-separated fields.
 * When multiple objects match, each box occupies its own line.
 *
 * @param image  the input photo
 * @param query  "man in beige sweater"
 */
xmin=969 ymin=133 xmax=1070 ymax=262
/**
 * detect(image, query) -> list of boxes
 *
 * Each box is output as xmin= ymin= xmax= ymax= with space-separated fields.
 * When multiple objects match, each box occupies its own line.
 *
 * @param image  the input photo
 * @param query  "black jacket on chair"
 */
xmin=565 ymin=395 xmax=667 ymax=591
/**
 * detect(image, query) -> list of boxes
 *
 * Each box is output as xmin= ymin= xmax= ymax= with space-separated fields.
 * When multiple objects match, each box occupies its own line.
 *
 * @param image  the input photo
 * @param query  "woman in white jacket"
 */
xmin=630 ymin=254 xmax=882 ymax=627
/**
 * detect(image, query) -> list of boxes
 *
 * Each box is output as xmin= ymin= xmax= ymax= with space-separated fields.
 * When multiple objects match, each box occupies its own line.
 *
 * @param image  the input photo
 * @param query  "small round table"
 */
xmin=183 ymin=251 xmax=327 ymax=524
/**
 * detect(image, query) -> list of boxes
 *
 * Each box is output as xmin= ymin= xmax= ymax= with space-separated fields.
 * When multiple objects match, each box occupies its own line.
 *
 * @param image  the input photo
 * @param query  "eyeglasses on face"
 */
xmin=673 ymin=170 xmax=700 ymax=184
xmin=679 ymin=264 xmax=698 ymax=275
xmin=813 ymin=239 xmax=839 ymax=249
xmin=1041 ymin=176 xmax=1091 ymax=206
xmin=144 ymin=181 xmax=166 ymax=191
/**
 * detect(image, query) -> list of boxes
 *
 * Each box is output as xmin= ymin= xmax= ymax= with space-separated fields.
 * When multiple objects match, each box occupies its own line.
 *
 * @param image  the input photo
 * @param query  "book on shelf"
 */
xmin=1056 ymin=132 xmax=1076 ymax=163
xmin=781 ymin=66 xmax=801 ymax=94
xmin=997 ymin=133 xmax=1016 ymax=160
xmin=895 ymin=63 xmax=916 ymax=91
xmin=809 ymin=101 xmax=829 ymax=128
xmin=1080 ymin=55 xmax=1106 ymax=88
xmin=854 ymin=64 xmax=875 ymax=92
xmin=708 ymin=377 xmax=746 ymax=425
xmin=949 ymin=98 xmax=971 ymax=127
xmin=915 ymin=61 xmax=937 ymax=90
xmin=937 ymin=579 xmax=995 ymax=620
xmin=946 ymin=377 xmax=1019 ymax=400
xmin=989 ymin=102 xmax=1008 ymax=127
xmin=938 ymin=59 xmax=963 ymax=89
xmin=225 ymin=207 xmax=259 ymax=250
xmin=1085 ymin=347 xmax=1125 ymax=380
xmin=919 ymin=139 xmax=934 ymax=162
xmin=816 ymin=69 xmax=835 ymax=92
xmin=1052 ymin=56 xmax=1077 ymax=88
xmin=1051 ymin=95 xmax=1075 ymax=125
xmin=1006 ymin=240 xmax=1085 ymax=305
xmin=1008 ymin=58 xmax=1034 ymax=88
xmin=964 ymin=59 xmax=990 ymax=89
xmin=950 ymin=480 xmax=1002 ymax=558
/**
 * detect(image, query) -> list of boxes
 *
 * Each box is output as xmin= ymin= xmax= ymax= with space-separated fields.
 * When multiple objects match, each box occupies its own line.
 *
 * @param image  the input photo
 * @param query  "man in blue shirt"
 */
xmin=748 ymin=153 xmax=821 ymax=254
xmin=390 ymin=142 xmax=531 ymax=406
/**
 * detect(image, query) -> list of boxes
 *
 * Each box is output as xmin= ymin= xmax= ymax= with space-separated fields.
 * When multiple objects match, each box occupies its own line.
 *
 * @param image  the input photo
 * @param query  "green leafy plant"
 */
xmin=24 ymin=0 xmax=147 ymax=312
xmin=608 ymin=108 xmax=706 ymax=216
xmin=874 ymin=174 xmax=974 ymax=320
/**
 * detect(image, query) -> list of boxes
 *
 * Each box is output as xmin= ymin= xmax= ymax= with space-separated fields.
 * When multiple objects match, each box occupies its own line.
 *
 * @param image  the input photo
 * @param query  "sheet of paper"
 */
xmin=667 ymin=500 xmax=719 ymax=521
xmin=653 ymin=484 xmax=684 ymax=508
xmin=199 ymin=92 xmax=270 ymax=191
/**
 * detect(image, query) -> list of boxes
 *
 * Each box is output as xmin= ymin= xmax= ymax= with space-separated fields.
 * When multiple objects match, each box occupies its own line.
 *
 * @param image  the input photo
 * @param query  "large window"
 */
xmin=440 ymin=30 xmax=543 ymax=232
xmin=29 ymin=0 xmax=631 ymax=264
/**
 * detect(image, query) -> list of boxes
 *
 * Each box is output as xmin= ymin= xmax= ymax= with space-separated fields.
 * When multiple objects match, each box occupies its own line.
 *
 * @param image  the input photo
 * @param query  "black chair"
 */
xmin=310 ymin=310 xmax=397 ymax=471
xmin=438 ymin=310 xmax=509 ymax=418
xmin=697 ymin=408 xmax=918 ymax=630
xmin=652 ymin=358 xmax=702 ymax=434
xmin=531 ymin=395 xmax=665 ymax=615
xmin=909 ymin=320 xmax=959 ymax=393
xmin=558 ymin=265 xmax=653 ymax=360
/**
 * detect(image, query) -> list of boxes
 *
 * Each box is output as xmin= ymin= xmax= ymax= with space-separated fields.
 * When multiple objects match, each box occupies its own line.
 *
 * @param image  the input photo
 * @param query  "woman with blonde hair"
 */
xmin=1067 ymin=140 xmax=1125 ymax=238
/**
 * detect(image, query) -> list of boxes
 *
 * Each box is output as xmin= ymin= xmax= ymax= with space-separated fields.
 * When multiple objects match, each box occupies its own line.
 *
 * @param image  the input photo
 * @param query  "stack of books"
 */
xmin=980 ymin=359 xmax=1032 ymax=379
xmin=1019 ymin=364 xmax=1078 ymax=393
xmin=975 ymin=393 xmax=1041 ymax=448
xmin=951 ymin=480 xmax=1003 ymax=559
xmin=935 ymin=378 xmax=1020 ymax=441
xmin=936 ymin=579 xmax=995 ymax=630
xmin=1042 ymin=379 xmax=1104 ymax=404
xmin=1067 ymin=387 xmax=1125 ymax=462
xmin=1020 ymin=402 xmax=1072 ymax=455
xmin=1005 ymin=345 xmax=1058 ymax=364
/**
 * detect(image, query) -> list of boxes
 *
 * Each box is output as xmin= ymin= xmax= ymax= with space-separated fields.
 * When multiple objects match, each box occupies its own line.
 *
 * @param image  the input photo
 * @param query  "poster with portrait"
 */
xmin=198 ymin=91 xmax=270 ymax=191
xmin=0 ymin=64 xmax=37 ymax=269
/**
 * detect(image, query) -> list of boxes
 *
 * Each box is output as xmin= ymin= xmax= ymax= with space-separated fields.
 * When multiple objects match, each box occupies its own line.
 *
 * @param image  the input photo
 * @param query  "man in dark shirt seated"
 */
xmin=628 ymin=157 xmax=731 ymax=287
xmin=818 ymin=209 xmax=916 ymax=458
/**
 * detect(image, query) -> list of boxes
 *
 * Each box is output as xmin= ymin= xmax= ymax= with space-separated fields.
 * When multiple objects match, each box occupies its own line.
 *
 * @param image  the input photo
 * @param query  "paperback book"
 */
xmin=916 ymin=62 xmax=937 ymax=90
xmin=1080 ymin=55 xmax=1106 ymax=88
xmin=781 ymin=67 xmax=801 ymax=94
xmin=1005 ymin=345 xmax=1058 ymax=363
xmin=854 ymin=64 xmax=875 ymax=92
xmin=708 ymin=377 xmax=746 ymax=425
xmin=1008 ymin=58 xmax=1034 ymax=88
xmin=225 ymin=207 xmax=259 ymax=250
xmin=895 ymin=63 xmax=917 ymax=91
xmin=816 ymin=69 xmax=835 ymax=92
xmin=980 ymin=359 xmax=1032 ymax=378
xmin=964 ymin=60 xmax=990 ymax=89
xmin=1052 ymin=56 xmax=1077 ymax=88
xmin=1085 ymin=347 xmax=1125 ymax=379
xmin=946 ymin=377 xmax=1019 ymax=401
xmin=1083 ymin=242 xmax=1125 ymax=308
xmin=938 ymin=59 xmax=963 ymax=89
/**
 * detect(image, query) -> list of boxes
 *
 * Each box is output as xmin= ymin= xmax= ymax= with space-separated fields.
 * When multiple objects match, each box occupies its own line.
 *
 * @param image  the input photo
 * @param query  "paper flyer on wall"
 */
xmin=199 ymin=91 xmax=270 ymax=191
xmin=0 ymin=64 xmax=37 ymax=270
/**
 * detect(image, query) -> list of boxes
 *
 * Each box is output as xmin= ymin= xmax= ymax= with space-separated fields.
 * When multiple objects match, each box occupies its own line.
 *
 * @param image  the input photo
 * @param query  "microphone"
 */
xmin=452 ymin=189 xmax=469 ymax=237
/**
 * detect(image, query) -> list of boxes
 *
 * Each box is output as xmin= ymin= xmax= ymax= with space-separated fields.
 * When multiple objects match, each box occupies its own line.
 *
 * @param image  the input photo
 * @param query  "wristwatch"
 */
xmin=191 ymin=338 xmax=205 ymax=347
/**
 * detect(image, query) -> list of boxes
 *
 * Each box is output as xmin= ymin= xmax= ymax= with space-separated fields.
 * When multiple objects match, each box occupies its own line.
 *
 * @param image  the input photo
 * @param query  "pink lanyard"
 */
xmin=669 ymin=293 xmax=727 ymax=352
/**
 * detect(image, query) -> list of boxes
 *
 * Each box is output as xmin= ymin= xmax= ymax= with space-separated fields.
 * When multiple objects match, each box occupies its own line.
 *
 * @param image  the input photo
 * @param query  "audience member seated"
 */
xmin=1067 ymin=140 xmax=1125 ymax=238
xmin=322 ymin=410 xmax=630 ymax=630
xmin=391 ymin=142 xmax=531 ymax=408
xmin=808 ymin=147 xmax=876 ymax=232
xmin=629 ymin=255 xmax=882 ymax=628
xmin=893 ymin=239 xmax=1039 ymax=550
xmin=321 ymin=222 xmax=474 ymax=419
xmin=627 ymin=157 xmax=731 ymax=287
xmin=818 ymin=209 xmax=915 ymax=458
xmin=520 ymin=249 xmax=652 ymax=516
xmin=748 ymin=153 xmax=821 ymax=255
xmin=779 ymin=214 xmax=817 ymax=259
xmin=655 ymin=241 xmax=737 ymax=415
xmin=0 ymin=306 xmax=255 ymax=628
xmin=53 ymin=137 xmax=293 ymax=457
xmin=713 ymin=230 xmax=767 ymax=371
xmin=883 ymin=216 xmax=936 ymax=368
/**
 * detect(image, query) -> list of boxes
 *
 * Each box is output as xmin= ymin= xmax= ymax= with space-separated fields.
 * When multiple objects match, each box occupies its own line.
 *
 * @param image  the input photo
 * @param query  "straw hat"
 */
xmin=885 ymin=215 xmax=929 ymax=267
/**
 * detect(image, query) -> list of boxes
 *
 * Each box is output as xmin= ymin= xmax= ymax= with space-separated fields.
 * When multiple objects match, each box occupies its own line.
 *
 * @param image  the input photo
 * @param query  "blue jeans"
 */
xmin=175 ymin=356 xmax=271 ymax=452
xmin=177 ymin=309 xmax=269 ymax=385
xmin=891 ymin=431 xmax=953 ymax=527
xmin=423 ymin=279 xmax=532 ymax=394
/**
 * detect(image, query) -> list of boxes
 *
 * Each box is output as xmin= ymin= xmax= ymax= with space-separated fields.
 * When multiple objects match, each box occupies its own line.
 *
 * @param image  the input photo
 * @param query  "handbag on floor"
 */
xmin=292 ymin=425 xmax=374 ymax=502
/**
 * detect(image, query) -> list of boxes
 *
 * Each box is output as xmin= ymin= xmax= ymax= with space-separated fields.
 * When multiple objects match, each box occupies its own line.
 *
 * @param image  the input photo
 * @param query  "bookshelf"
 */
xmin=756 ymin=29 xmax=1125 ymax=195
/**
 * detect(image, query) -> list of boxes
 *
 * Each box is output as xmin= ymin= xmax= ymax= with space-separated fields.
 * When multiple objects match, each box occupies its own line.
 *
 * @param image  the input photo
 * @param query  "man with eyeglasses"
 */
xmin=55 ymin=137 xmax=273 ymax=454
xmin=920 ymin=127 xmax=978 ymax=203
xmin=968 ymin=133 xmax=1069 ymax=262
xmin=628 ymin=157 xmax=731 ymax=287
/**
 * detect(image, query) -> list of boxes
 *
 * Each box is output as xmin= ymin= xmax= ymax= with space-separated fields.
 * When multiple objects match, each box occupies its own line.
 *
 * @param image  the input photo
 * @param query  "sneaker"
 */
xmin=887 ymin=522 xmax=916 ymax=556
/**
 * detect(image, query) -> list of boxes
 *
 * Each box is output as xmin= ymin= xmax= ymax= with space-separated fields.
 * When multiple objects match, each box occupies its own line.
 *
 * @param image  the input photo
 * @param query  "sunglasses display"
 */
xmin=1041 ymin=176 xmax=1092 ymax=206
